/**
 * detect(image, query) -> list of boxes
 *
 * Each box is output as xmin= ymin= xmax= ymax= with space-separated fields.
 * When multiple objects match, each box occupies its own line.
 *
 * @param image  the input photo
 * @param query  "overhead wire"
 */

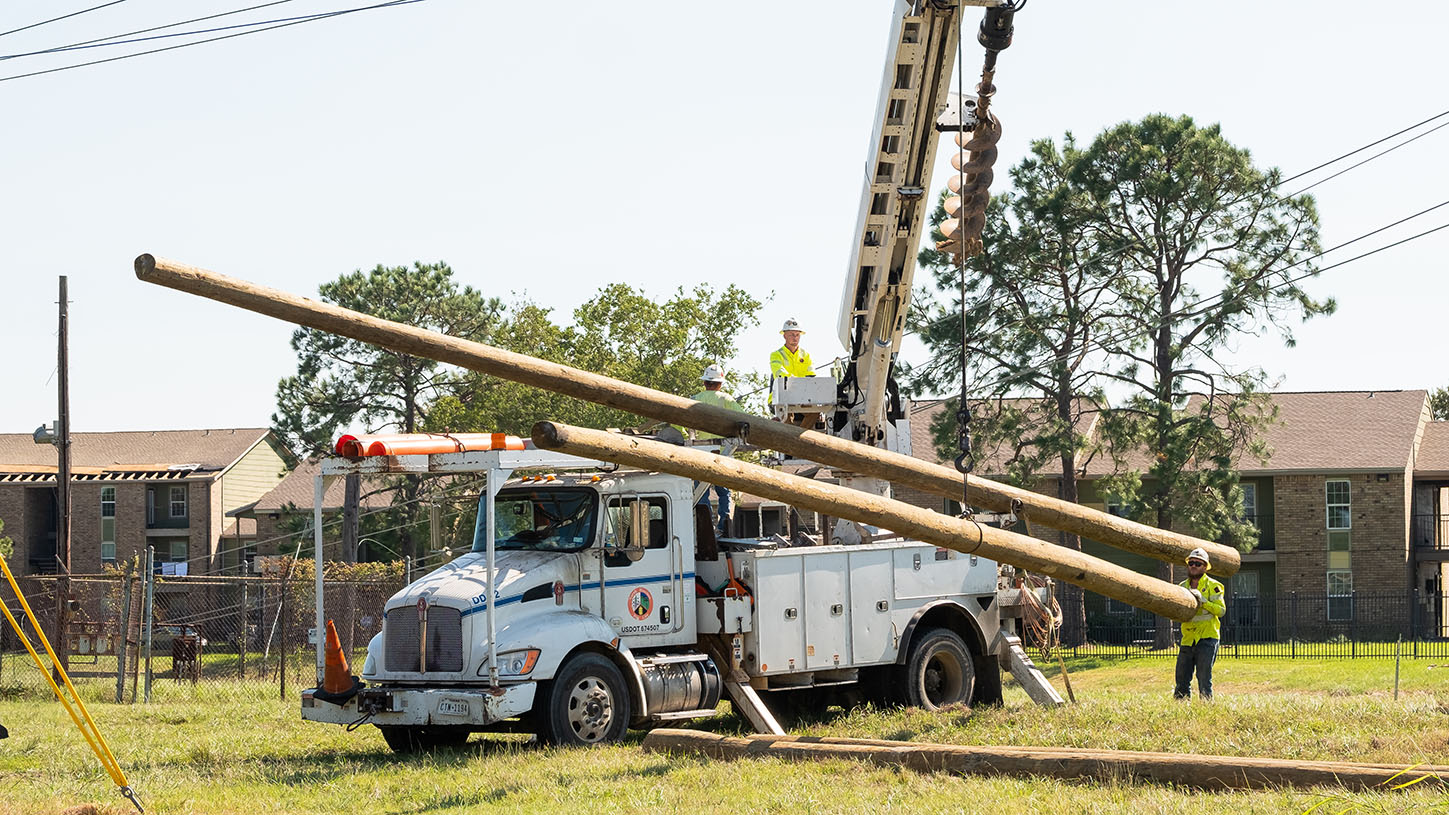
xmin=0 ymin=0 xmax=130 ymax=40
xmin=0 ymin=0 xmax=302 ymax=61
xmin=932 ymin=107 xmax=1449 ymax=393
xmin=0 ymin=0 xmax=427 ymax=84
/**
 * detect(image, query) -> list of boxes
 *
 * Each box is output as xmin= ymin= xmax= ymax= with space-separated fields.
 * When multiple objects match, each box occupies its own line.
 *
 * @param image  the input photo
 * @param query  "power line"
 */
xmin=1276 ymin=107 xmax=1449 ymax=188
xmin=0 ymin=0 xmax=426 ymax=84
xmin=961 ymin=201 xmax=1449 ymax=391
xmin=0 ymin=2 xmax=396 ymax=62
xmin=0 ymin=0 xmax=301 ymax=61
xmin=0 ymin=0 xmax=130 ymax=40
xmin=1284 ymin=118 xmax=1449 ymax=199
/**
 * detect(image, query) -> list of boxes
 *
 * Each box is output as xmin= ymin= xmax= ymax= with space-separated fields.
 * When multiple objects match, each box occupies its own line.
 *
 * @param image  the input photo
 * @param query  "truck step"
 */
xmin=993 ymin=632 xmax=1064 ymax=707
xmin=724 ymin=680 xmax=785 ymax=736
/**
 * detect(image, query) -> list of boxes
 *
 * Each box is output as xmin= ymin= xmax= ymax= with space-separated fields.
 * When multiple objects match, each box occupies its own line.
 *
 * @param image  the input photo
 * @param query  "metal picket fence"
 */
xmin=1065 ymin=590 xmax=1449 ymax=659
xmin=0 ymin=571 xmax=405 ymax=703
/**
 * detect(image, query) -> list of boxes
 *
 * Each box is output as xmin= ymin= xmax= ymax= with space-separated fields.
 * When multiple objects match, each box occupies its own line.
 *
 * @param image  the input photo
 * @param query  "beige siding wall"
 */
xmin=219 ymin=439 xmax=290 ymax=514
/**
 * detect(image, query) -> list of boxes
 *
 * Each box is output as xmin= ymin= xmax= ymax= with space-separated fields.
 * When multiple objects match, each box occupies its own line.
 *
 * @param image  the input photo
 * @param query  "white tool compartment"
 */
xmin=738 ymin=542 xmax=996 ymax=678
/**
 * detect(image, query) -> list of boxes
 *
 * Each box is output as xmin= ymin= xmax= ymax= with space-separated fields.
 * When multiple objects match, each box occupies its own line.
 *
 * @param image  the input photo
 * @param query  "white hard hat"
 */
xmin=1185 ymin=547 xmax=1211 ymax=570
xmin=700 ymin=363 xmax=726 ymax=383
xmin=780 ymin=318 xmax=804 ymax=333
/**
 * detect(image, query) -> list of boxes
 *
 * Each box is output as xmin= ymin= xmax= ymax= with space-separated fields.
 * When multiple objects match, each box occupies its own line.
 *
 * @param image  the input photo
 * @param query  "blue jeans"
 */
xmin=694 ymin=482 xmax=731 ymax=533
xmin=1174 ymin=638 xmax=1218 ymax=699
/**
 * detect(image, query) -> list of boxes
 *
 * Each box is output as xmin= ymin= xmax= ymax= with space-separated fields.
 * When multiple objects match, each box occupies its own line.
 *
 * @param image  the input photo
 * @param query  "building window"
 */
xmin=1105 ymin=596 xmax=1133 ymax=615
xmin=169 ymin=485 xmax=187 ymax=518
xmin=1327 ymin=570 xmax=1353 ymax=620
xmin=100 ymin=486 xmax=116 ymax=564
xmin=1241 ymin=483 xmax=1258 ymax=525
xmin=1231 ymin=570 xmax=1260 ymax=626
xmin=1326 ymin=479 xmax=1351 ymax=530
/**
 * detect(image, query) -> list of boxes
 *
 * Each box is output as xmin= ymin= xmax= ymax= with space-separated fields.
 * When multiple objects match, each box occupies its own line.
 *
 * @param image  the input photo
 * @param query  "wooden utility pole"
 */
xmin=55 ymin=275 xmax=72 ymax=678
xmin=341 ymin=473 xmax=359 ymax=564
xmin=643 ymin=730 xmax=1449 ymax=792
xmin=133 ymin=256 xmax=1241 ymax=576
xmin=533 ymin=421 xmax=1200 ymax=622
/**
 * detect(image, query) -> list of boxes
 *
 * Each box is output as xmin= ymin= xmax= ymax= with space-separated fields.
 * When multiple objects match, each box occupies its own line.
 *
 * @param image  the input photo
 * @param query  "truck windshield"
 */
xmin=472 ymin=487 xmax=598 ymax=553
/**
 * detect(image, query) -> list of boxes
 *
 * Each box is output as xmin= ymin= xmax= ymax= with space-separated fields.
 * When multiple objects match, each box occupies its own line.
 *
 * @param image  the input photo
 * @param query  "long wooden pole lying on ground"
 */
xmin=133 ymin=254 xmax=1239 ymax=576
xmin=642 ymin=729 xmax=1446 ymax=792
xmin=531 ymin=421 xmax=1201 ymax=621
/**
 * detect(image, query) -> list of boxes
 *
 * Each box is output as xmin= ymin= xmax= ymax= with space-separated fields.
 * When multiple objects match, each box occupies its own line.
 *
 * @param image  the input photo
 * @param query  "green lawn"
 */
xmin=2 ymin=656 xmax=1447 ymax=814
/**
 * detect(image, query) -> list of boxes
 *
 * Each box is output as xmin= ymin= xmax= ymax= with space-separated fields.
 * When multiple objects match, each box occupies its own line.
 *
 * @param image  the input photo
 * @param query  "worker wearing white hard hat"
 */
xmin=1174 ymin=547 xmax=1226 ymax=700
xmin=769 ymin=318 xmax=815 ymax=380
xmin=690 ymin=363 xmax=746 ymax=535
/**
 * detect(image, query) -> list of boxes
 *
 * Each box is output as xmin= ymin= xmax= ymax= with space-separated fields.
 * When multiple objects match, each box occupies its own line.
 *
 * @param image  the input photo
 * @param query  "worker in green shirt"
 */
xmin=692 ymin=363 xmax=746 ymax=535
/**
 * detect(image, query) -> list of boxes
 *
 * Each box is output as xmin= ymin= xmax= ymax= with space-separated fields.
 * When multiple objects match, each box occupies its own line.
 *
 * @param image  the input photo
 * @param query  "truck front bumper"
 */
xmin=301 ymin=683 xmax=537 ymax=728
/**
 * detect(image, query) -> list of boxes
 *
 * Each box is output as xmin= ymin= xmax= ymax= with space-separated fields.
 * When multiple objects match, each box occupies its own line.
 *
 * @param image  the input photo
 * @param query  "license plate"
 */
xmin=437 ymin=697 xmax=470 ymax=717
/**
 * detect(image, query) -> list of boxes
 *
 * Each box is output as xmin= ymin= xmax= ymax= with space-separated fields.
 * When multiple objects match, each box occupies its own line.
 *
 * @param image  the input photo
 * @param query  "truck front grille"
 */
xmin=383 ymin=605 xmax=463 ymax=673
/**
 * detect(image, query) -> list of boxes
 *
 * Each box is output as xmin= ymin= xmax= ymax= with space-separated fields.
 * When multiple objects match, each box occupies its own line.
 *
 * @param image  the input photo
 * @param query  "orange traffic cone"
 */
xmin=322 ymin=619 xmax=352 ymax=693
xmin=314 ymin=619 xmax=362 ymax=705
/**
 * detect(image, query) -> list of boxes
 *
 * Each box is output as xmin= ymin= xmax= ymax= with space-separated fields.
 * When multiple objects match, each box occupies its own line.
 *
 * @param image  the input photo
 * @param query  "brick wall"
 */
xmin=1273 ymin=471 xmax=1410 ymax=596
xmin=0 ymin=485 xmax=27 ymax=575
xmin=68 ymin=482 xmax=101 ymax=570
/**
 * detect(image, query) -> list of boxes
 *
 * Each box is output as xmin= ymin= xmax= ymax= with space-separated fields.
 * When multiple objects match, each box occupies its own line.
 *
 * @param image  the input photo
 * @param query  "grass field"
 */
xmin=2 ymin=655 xmax=1447 ymax=814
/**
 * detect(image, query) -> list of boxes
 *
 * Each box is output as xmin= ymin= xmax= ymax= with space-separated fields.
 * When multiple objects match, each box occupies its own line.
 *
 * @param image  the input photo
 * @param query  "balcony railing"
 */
xmin=1412 ymin=514 xmax=1449 ymax=550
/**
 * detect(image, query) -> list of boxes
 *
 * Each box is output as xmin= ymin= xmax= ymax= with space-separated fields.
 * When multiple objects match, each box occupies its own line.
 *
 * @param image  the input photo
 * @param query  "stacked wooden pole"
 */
xmin=132 ymin=255 xmax=1239 ymax=584
xmin=533 ymin=421 xmax=1201 ymax=621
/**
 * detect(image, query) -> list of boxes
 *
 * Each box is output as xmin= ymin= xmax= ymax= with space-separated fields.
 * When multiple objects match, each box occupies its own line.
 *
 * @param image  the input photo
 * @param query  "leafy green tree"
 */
xmin=1430 ymin=387 xmax=1449 ymax=420
xmin=273 ymin=262 xmax=504 ymax=560
xmin=0 ymin=517 xmax=12 ymax=558
xmin=435 ymin=283 xmax=765 ymax=435
xmin=1073 ymin=115 xmax=1333 ymax=644
xmin=908 ymin=135 xmax=1126 ymax=645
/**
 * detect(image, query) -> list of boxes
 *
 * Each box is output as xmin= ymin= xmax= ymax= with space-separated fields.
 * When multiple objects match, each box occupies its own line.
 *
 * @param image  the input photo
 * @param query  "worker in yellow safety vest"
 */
xmin=692 ymin=363 xmax=746 ymax=535
xmin=769 ymin=318 xmax=815 ymax=379
xmin=1175 ymin=547 xmax=1227 ymax=700
xmin=769 ymin=318 xmax=821 ymax=428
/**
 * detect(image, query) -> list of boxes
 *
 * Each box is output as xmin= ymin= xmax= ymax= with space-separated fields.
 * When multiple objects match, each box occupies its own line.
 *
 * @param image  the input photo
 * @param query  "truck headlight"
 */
xmin=481 ymin=649 xmax=540 ymax=677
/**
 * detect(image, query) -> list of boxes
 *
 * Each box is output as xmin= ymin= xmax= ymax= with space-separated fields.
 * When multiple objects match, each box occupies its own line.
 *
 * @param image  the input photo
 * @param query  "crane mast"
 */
xmin=769 ymin=0 xmax=1012 ymax=543
xmin=834 ymin=0 xmax=983 ymax=452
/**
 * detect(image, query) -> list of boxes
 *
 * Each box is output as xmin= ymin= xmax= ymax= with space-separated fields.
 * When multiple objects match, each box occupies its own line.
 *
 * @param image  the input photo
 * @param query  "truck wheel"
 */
xmin=378 ymin=725 xmax=470 ymax=753
xmin=900 ymin=628 xmax=974 ymax=710
xmin=536 ymin=652 xmax=630 ymax=746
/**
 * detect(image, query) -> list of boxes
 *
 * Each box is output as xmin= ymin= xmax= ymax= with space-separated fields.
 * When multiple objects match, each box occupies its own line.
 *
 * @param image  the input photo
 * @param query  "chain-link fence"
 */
xmin=0 ymin=571 xmax=405 ymax=703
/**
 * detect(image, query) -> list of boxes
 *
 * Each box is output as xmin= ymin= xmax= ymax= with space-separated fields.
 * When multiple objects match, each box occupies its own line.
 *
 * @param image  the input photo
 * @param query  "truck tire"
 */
xmin=536 ymin=652 xmax=631 ymax=746
xmin=378 ymin=725 xmax=470 ymax=753
xmin=900 ymin=628 xmax=974 ymax=710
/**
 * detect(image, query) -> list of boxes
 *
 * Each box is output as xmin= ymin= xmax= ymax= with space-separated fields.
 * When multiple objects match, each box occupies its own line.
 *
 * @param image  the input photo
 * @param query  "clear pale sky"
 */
xmin=2 ymin=0 xmax=1445 ymax=436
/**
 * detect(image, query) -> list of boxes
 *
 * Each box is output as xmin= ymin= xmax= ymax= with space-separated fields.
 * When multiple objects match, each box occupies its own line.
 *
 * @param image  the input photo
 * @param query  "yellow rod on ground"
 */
xmin=0 ymin=557 xmax=138 ymax=808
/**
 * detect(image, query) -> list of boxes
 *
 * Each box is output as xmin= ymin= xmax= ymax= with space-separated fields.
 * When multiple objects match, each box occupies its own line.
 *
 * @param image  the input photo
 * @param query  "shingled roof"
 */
xmin=909 ymin=391 xmax=1430 ymax=479
xmin=1242 ymin=390 xmax=1428 ymax=474
xmin=250 ymin=458 xmax=400 ymax=514
xmin=1415 ymin=421 xmax=1449 ymax=478
xmin=0 ymin=427 xmax=278 ymax=481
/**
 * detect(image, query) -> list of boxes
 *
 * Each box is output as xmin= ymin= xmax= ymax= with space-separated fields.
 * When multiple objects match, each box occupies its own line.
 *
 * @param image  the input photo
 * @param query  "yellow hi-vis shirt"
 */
xmin=769 ymin=345 xmax=815 ymax=379
xmin=690 ymin=389 xmax=746 ymax=439
xmin=1178 ymin=573 xmax=1226 ymax=645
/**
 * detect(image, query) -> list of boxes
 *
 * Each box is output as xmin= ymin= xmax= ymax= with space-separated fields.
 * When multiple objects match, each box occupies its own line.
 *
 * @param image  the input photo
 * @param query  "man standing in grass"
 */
xmin=1175 ymin=547 xmax=1227 ymax=700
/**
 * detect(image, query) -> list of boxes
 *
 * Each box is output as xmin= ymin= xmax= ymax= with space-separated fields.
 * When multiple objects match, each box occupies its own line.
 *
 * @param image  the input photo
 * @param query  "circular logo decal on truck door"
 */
xmin=628 ymin=587 xmax=653 ymax=620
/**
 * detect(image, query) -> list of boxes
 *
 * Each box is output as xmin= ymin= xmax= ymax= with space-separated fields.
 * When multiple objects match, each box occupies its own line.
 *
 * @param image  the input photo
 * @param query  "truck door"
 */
xmin=600 ymin=493 xmax=683 ymax=643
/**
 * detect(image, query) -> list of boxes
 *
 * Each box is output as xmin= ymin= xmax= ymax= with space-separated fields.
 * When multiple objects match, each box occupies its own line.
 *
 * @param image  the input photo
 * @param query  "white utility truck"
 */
xmin=300 ymin=439 xmax=1039 ymax=751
